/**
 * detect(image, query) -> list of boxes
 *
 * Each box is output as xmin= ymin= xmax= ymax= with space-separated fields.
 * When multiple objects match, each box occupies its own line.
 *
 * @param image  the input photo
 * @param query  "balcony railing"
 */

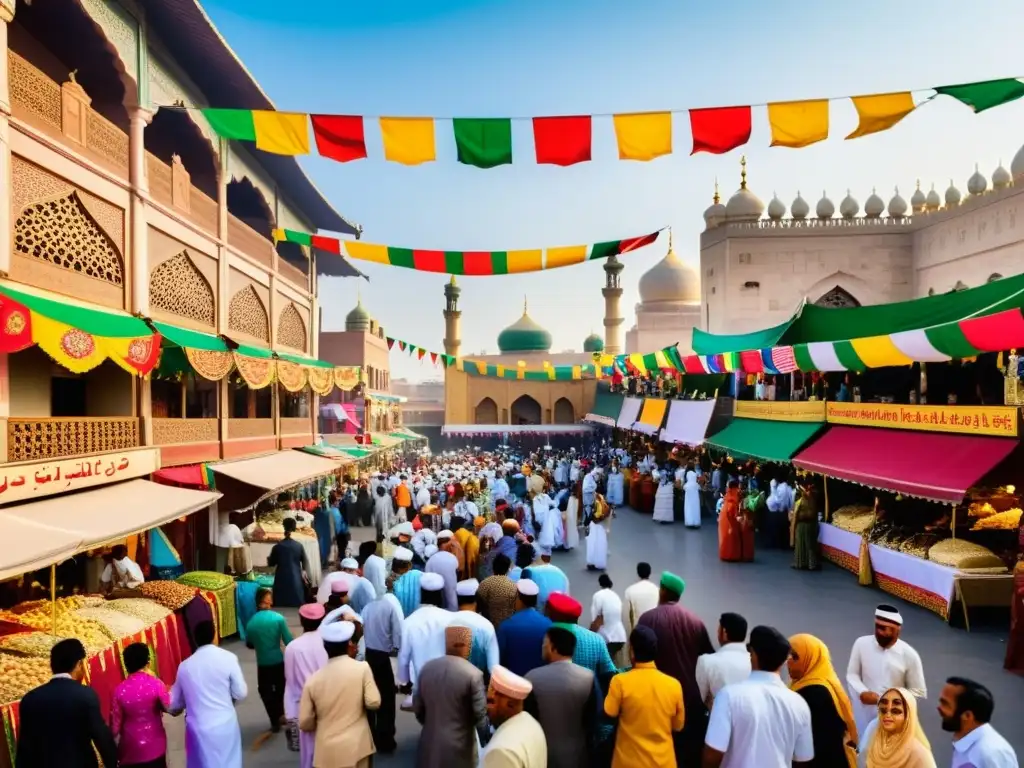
xmin=277 ymin=259 xmax=309 ymax=291
xmin=228 ymin=216 xmax=275 ymax=268
xmin=280 ymin=417 xmax=312 ymax=435
xmin=7 ymin=417 xmax=140 ymax=463
xmin=150 ymin=418 xmax=219 ymax=446
xmin=227 ymin=418 xmax=275 ymax=440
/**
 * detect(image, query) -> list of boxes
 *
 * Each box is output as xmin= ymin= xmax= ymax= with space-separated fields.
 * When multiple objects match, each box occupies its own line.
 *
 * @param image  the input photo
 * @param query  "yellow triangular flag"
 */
xmin=846 ymin=92 xmax=916 ymax=140
xmin=768 ymin=100 xmax=829 ymax=148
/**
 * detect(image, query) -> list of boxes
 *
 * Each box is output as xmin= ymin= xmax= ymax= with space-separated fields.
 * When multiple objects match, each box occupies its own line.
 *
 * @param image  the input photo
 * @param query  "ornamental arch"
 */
xmin=277 ymin=304 xmax=308 ymax=351
xmin=474 ymin=397 xmax=498 ymax=425
xmin=553 ymin=397 xmax=575 ymax=424
xmin=149 ymin=251 xmax=215 ymax=328
xmin=228 ymin=284 xmax=270 ymax=342
xmin=510 ymin=395 xmax=542 ymax=426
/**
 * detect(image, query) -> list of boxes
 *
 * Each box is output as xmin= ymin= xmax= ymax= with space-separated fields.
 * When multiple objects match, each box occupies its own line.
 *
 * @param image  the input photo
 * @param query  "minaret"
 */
xmin=443 ymin=275 xmax=461 ymax=358
xmin=602 ymin=255 xmax=625 ymax=355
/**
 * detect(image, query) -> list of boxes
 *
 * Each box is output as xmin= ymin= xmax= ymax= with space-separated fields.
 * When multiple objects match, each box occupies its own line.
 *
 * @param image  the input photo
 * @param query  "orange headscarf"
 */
xmin=788 ymin=633 xmax=858 ymax=768
xmin=865 ymin=688 xmax=936 ymax=768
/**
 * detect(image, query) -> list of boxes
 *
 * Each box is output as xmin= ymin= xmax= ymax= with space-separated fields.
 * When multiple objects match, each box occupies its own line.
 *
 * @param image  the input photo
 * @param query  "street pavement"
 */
xmin=164 ymin=510 xmax=1024 ymax=766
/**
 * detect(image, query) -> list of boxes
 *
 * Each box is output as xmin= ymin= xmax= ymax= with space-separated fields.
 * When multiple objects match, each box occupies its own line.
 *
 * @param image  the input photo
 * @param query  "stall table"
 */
xmin=818 ymin=523 xmax=863 ymax=575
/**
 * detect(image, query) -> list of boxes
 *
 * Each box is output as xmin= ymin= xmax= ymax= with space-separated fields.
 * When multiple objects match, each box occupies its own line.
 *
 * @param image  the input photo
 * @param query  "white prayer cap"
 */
xmin=340 ymin=558 xmax=359 ymax=570
xmin=320 ymin=620 xmax=356 ymax=644
xmin=421 ymin=572 xmax=445 ymax=591
xmin=424 ymin=544 xmax=439 ymax=559
xmin=391 ymin=522 xmax=415 ymax=537
xmin=517 ymin=579 xmax=539 ymax=597
xmin=875 ymin=604 xmax=903 ymax=625
xmin=437 ymin=529 xmax=454 ymax=540
xmin=393 ymin=547 xmax=413 ymax=562
xmin=456 ymin=579 xmax=479 ymax=596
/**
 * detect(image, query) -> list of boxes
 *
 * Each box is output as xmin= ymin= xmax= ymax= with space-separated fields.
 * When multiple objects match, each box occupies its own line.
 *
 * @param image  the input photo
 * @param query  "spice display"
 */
xmin=899 ymin=532 xmax=941 ymax=558
xmin=927 ymin=538 xmax=1006 ymax=570
xmin=176 ymin=570 xmax=234 ymax=591
xmin=971 ymin=508 xmax=1023 ymax=531
xmin=139 ymin=580 xmax=197 ymax=610
xmin=831 ymin=505 xmax=875 ymax=535
xmin=0 ymin=632 xmax=64 ymax=657
xmin=0 ymin=655 xmax=50 ymax=705
xmin=14 ymin=606 xmax=111 ymax=653
xmin=105 ymin=598 xmax=172 ymax=624
xmin=73 ymin=607 xmax=147 ymax=640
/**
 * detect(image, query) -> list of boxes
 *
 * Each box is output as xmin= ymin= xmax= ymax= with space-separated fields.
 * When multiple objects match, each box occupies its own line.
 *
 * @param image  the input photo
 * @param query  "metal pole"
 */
xmin=50 ymin=563 xmax=57 ymax=637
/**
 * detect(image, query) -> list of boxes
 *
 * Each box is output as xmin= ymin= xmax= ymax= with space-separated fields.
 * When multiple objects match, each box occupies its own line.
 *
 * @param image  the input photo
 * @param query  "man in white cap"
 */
xmin=427 ymin=532 xmax=460 ymax=611
xmin=340 ymin=557 xmax=377 ymax=615
xmin=299 ymin=621 xmax=380 ymax=768
xmin=846 ymin=603 xmax=927 ymax=734
xmin=481 ymin=665 xmax=547 ymax=767
xmin=391 ymin=546 xmax=422 ymax=618
xmin=397 ymin=572 xmax=451 ymax=710
xmin=449 ymin=579 xmax=499 ymax=676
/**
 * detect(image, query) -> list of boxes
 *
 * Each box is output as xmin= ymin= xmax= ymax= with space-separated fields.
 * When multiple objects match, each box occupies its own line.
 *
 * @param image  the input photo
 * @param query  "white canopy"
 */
xmin=210 ymin=450 xmax=341 ymax=491
xmin=615 ymin=397 xmax=642 ymax=430
xmin=442 ymin=424 xmax=594 ymax=435
xmin=660 ymin=399 xmax=717 ymax=446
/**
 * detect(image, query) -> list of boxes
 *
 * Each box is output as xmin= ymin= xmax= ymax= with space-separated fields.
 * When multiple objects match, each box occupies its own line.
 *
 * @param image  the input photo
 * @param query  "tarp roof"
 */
xmin=793 ymin=426 xmax=1017 ymax=503
xmin=692 ymin=273 xmax=1024 ymax=355
xmin=660 ymin=399 xmax=717 ymax=446
xmin=583 ymin=392 xmax=624 ymax=427
xmin=211 ymin=451 xmax=341 ymax=492
xmin=706 ymin=418 xmax=824 ymax=463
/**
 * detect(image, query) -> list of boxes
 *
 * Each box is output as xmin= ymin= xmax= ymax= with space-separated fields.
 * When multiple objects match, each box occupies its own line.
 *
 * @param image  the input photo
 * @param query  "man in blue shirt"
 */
xmin=330 ymin=490 xmax=349 ymax=561
xmin=496 ymin=579 xmax=551 ymax=677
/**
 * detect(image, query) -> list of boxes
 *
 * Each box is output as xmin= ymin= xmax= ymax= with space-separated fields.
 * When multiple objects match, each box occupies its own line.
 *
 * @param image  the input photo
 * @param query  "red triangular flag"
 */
xmin=386 ymin=337 xmax=395 ymax=350
xmin=430 ymin=352 xmax=438 ymax=365
xmin=689 ymin=106 xmax=752 ymax=155
xmin=398 ymin=341 xmax=406 ymax=351
xmin=310 ymin=115 xmax=368 ymax=163
xmin=417 ymin=348 xmax=426 ymax=360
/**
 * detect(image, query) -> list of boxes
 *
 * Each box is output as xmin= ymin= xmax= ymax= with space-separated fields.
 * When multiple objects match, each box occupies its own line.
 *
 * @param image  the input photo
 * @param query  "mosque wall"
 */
xmin=444 ymin=370 xmax=596 ymax=426
xmin=625 ymin=305 xmax=702 ymax=355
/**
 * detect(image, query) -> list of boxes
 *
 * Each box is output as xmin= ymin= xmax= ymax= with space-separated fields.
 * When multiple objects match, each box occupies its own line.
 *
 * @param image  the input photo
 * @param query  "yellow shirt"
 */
xmin=604 ymin=662 xmax=685 ymax=768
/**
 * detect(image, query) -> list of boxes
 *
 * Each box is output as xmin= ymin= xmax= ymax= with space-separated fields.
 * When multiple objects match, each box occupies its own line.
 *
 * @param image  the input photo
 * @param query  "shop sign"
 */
xmin=0 ymin=447 xmax=161 ymax=505
xmin=826 ymin=403 xmax=1018 ymax=438
xmin=734 ymin=400 xmax=827 ymax=422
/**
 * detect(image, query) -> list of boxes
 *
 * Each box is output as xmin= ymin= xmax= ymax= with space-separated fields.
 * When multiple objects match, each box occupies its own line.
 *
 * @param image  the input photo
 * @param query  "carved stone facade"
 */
xmin=7 ymin=417 xmax=140 ymax=462
xmin=78 ymin=0 xmax=139 ymax=80
xmin=228 ymin=284 xmax=270 ymax=342
xmin=151 ymin=417 xmax=218 ymax=446
xmin=149 ymin=252 xmax=215 ymax=327
xmin=277 ymin=303 xmax=307 ymax=351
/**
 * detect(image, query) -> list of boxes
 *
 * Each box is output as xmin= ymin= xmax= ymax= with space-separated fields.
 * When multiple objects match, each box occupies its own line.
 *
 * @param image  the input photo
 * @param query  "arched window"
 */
xmin=510 ymin=395 xmax=542 ymax=425
xmin=553 ymin=397 xmax=575 ymax=424
xmin=474 ymin=397 xmax=498 ymax=424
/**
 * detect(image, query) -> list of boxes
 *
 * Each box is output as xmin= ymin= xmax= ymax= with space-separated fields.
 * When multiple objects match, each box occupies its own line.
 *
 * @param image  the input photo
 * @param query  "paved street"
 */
xmin=166 ymin=510 xmax=1023 ymax=766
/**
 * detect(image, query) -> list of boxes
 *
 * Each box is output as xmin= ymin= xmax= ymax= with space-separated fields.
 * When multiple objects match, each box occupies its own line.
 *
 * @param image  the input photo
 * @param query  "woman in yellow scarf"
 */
xmin=862 ymin=688 xmax=936 ymax=768
xmin=787 ymin=633 xmax=859 ymax=768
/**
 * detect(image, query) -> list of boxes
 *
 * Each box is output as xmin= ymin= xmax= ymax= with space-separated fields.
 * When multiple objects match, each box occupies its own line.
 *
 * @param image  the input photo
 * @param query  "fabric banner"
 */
xmin=616 ymin=397 xmax=643 ymax=430
xmin=660 ymin=399 xmax=717 ymax=446
xmin=734 ymin=400 xmax=826 ymax=423
xmin=307 ymin=367 xmax=335 ymax=396
xmin=232 ymin=353 xmax=275 ymax=389
xmin=276 ymin=360 xmax=308 ymax=392
xmin=825 ymin=402 xmax=1019 ymax=437
xmin=335 ymin=366 xmax=362 ymax=391
xmin=185 ymin=348 xmax=233 ymax=381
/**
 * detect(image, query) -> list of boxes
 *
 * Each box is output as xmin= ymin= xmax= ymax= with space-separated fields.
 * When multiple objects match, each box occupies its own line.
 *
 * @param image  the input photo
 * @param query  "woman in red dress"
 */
xmin=718 ymin=481 xmax=744 ymax=562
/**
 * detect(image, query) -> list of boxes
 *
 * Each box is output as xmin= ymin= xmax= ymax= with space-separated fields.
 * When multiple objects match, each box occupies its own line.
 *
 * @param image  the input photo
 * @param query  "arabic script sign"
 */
xmin=0 ymin=447 xmax=161 ymax=505
xmin=733 ymin=400 xmax=827 ymax=423
xmin=826 ymin=403 xmax=1019 ymax=438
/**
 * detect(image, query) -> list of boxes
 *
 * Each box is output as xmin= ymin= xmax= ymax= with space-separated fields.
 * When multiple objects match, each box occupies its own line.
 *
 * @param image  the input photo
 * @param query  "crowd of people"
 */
xmin=11 ymin=444 xmax=1020 ymax=768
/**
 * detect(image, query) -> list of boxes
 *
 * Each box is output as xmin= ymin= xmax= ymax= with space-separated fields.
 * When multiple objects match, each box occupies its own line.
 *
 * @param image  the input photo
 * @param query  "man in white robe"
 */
xmin=652 ymin=470 xmax=675 ymax=523
xmin=533 ymin=493 xmax=558 ymax=555
xmin=683 ymin=466 xmax=701 ymax=528
xmin=169 ymin=620 xmax=247 ymax=768
xmin=581 ymin=469 xmax=598 ymax=524
xmin=397 ymin=572 xmax=451 ymax=710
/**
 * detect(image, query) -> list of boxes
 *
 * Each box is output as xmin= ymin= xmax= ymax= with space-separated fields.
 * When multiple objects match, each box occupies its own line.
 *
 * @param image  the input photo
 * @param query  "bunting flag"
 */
xmin=193 ymin=75 xmax=1024 ymax=167
xmin=273 ymin=228 xmax=665 ymax=275
xmin=386 ymin=336 xmax=395 ymax=350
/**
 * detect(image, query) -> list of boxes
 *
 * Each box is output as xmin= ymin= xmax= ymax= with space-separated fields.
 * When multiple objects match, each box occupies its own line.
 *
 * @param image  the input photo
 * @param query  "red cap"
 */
xmin=546 ymin=592 xmax=582 ymax=619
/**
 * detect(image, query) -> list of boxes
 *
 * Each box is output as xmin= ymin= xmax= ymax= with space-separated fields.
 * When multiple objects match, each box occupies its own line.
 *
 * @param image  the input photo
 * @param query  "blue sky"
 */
xmin=202 ymin=0 xmax=1024 ymax=381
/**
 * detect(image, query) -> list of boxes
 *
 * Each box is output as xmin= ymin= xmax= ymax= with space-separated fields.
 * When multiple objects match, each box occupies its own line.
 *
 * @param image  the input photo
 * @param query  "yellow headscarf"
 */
xmin=788 ymin=634 xmax=858 ymax=768
xmin=865 ymin=688 xmax=936 ymax=768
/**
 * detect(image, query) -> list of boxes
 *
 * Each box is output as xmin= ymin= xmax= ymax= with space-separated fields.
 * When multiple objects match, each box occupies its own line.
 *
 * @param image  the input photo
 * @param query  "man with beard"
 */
xmin=846 ymin=604 xmax=927 ymax=736
xmin=938 ymin=677 xmax=1016 ymax=768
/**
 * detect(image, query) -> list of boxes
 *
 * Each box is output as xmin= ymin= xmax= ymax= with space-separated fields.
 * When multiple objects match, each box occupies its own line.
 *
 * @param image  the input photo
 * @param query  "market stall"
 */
xmin=659 ymin=398 xmax=717 ymax=447
xmin=632 ymin=398 xmax=668 ymax=436
xmin=705 ymin=400 xmax=827 ymax=463
xmin=615 ymin=396 xmax=642 ymax=431
xmin=796 ymin=402 xmax=1020 ymax=622
xmin=583 ymin=390 xmax=624 ymax=427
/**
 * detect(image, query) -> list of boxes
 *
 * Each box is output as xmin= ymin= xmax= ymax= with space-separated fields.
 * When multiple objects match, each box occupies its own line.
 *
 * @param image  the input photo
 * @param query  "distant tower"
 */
xmin=443 ymin=275 xmax=462 ymax=358
xmin=602 ymin=255 xmax=625 ymax=355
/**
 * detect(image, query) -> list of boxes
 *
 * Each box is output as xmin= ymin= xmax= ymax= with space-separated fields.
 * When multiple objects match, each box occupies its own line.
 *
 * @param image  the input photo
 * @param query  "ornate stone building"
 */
xmin=625 ymin=232 xmax=702 ymax=355
xmin=0 ymin=0 xmax=356 ymax=470
xmin=700 ymin=153 xmax=1024 ymax=336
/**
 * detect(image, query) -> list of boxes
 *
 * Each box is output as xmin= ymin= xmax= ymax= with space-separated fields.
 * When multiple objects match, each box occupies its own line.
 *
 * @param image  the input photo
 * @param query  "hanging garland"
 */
xmin=335 ymin=366 xmax=363 ymax=391
xmin=307 ymin=366 xmax=335 ymax=396
xmin=185 ymin=348 xmax=234 ymax=381
xmin=232 ymin=352 xmax=275 ymax=389
xmin=194 ymin=77 xmax=1024 ymax=167
xmin=276 ymin=359 xmax=308 ymax=392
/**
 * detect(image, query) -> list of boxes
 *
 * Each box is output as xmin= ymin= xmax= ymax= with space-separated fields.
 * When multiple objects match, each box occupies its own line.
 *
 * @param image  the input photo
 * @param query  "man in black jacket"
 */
xmin=16 ymin=637 xmax=118 ymax=768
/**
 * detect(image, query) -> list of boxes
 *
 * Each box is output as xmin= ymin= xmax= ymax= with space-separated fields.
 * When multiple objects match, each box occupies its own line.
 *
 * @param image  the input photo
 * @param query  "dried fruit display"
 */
xmin=928 ymin=538 xmax=1006 ymax=570
xmin=14 ymin=607 xmax=111 ymax=653
xmin=899 ymin=533 xmax=941 ymax=558
xmin=176 ymin=571 xmax=234 ymax=591
xmin=831 ymin=505 xmax=875 ymax=535
xmin=139 ymin=580 xmax=197 ymax=610
xmin=971 ymin=508 xmax=1022 ymax=531
xmin=105 ymin=598 xmax=171 ymax=624
xmin=968 ymin=501 xmax=997 ymax=518
xmin=0 ymin=632 xmax=63 ymax=657
xmin=0 ymin=654 xmax=50 ymax=705
xmin=74 ymin=607 xmax=146 ymax=640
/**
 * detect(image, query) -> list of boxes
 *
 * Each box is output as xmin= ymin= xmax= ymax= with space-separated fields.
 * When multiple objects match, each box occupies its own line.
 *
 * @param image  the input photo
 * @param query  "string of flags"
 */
xmin=192 ymin=77 xmax=1024 ymax=168
xmin=273 ymin=228 xmax=663 ymax=275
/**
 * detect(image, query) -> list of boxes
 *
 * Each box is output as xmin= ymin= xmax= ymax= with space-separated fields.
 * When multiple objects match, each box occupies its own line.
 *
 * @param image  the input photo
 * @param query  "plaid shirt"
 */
xmin=554 ymin=622 xmax=618 ymax=678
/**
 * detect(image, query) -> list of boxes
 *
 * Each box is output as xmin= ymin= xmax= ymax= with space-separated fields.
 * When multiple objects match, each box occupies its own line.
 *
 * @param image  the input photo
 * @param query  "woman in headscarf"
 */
xmin=718 ymin=481 xmax=745 ymax=562
xmin=683 ymin=462 xmax=701 ymax=528
xmin=787 ymin=633 xmax=858 ymax=768
xmin=860 ymin=688 xmax=936 ymax=768
xmin=792 ymin=483 xmax=821 ymax=570
xmin=605 ymin=460 xmax=624 ymax=508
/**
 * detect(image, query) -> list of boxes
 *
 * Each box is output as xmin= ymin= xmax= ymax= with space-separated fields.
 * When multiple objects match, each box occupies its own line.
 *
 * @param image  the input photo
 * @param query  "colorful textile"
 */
xmin=553 ymin=622 xmax=617 ymax=678
xmin=934 ymin=78 xmax=1024 ymax=112
xmin=612 ymin=112 xmax=672 ymax=161
xmin=532 ymin=115 xmax=592 ymax=165
xmin=767 ymin=99 xmax=829 ymax=148
xmin=689 ymin=105 xmax=752 ymax=155
xmin=380 ymin=116 xmax=436 ymax=164
xmin=453 ymin=118 xmax=513 ymax=168
xmin=310 ymin=114 xmax=367 ymax=162
xmin=846 ymin=92 xmax=916 ymax=139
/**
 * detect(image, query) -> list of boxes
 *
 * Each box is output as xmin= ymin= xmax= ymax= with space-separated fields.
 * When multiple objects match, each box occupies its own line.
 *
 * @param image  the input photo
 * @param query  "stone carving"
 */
xmin=277 ymin=304 xmax=307 ymax=351
xmin=228 ymin=285 xmax=270 ymax=341
xmin=147 ymin=53 xmax=221 ymax=158
xmin=815 ymin=286 xmax=860 ymax=308
xmin=151 ymin=418 xmax=218 ymax=446
xmin=149 ymin=252 xmax=215 ymax=327
xmin=8 ymin=51 xmax=62 ymax=130
xmin=79 ymin=0 xmax=138 ymax=79
xmin=14 ymin=191 xmax=124 ymax=286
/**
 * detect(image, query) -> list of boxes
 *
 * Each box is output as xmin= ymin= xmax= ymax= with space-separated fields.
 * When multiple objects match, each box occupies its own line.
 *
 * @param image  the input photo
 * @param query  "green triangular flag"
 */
xmin=934 ymin=78 xmax=1024 ymax=113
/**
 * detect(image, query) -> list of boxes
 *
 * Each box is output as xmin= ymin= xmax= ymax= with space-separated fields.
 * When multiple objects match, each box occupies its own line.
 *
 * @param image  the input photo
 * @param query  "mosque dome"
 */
xmin=945 ymin=179 xmax=962 ymax=207
xmin=815 ymin=191 xmax=835 ymax=220
xmin=864 ymin=188 xmax=885 ymax=218
xmin=724 ymin=156 xmax=764 ymax=222
xmin=583 ymin=332 xmax=605 ymax=353
xmin=703 ymin=183 xmax=727 ymax=229
xmin=888 ymin=187 xmax=908 ymax=218
xmin=791 ymin=191 xmax=809 ymax=220
xmin=993 ymin=161 xmax=1011 ymax=189
xmin=968 ymin=164 xmax=988 ymax=196
xmin=1012 ymin=143 xmax=1024 ymax=179
xmin=345 ymin=297 xmax=372 ymax=332
xmin=910 ymin=182 xmax=927 ymax=213
xmin=766 ymin=192 xmax=786 ymax=221
xmin=497 ymin=299 xmax=552 ymax=353
xmin=925 ymin=184 xmax=941 ymax=211
xmin=839 ymin=190 xmax=859 ymax=219
xmin=638 ymin=235 xmax=700 ymax=306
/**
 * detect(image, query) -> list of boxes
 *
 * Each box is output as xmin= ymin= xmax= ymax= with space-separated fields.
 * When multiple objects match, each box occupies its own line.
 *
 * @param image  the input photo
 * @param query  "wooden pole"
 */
xmin=50 ymin=563 xmax=57 ymax=637
xmin=951 ymin=504 xmax=957 ymax=539
xmin=823 ymin=475 xmax=831 ymax=523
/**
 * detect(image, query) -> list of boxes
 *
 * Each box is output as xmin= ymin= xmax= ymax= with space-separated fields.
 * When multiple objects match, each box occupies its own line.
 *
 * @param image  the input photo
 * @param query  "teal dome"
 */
xmin=497 ymin=301 xmax=552 ymax=353
xmin=345 ymin=298 xmax=371 ymax=332
xmin=583 ymin=333 xmax=604 ymax=353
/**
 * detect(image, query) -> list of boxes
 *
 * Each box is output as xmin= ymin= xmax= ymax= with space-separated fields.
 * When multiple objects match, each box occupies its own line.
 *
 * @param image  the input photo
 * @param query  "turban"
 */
xmin=875 ymin=604 xmax=903 ymax=626
xmin=501 ymin=519 xmax=520 ymax=533
xmin=474 ymin=516 xmax=486 ymax=528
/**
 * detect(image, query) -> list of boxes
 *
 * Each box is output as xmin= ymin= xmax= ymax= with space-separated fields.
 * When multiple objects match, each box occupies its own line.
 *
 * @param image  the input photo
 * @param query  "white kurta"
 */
xmin=586 ymin=518 xmax=609 ymax=569
xmin=591 ymin=587 xmax=626 ymax=643
xmin=170 ymin=645 xmax=247 ymax=768
xmin=534 ymin=495 xmax=557 ymax=552
xmin=396 ymin=605 xmax=450 ymax=692
xmin=606 ymin=471 xmax=625 ymax=506
xmin=653 ymin=481 xmax=675 ymax=523
xmin=683 ymin=471 xmax=701 ymax=527
xmin=564 ymin=497 xmax=580 ymax=550
xmin=846 ymin=635 xmax=927 ymax=735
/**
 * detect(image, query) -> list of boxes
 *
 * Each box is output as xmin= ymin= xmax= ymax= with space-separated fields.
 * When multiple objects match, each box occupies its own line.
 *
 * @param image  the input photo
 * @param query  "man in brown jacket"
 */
xmin=299 ymin=620 xmax=381 ymax=768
